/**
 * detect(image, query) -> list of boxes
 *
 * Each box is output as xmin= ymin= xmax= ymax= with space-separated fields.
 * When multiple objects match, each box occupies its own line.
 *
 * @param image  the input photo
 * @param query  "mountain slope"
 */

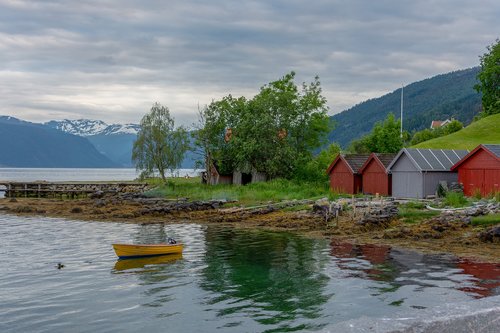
xmin=87 ymin=133 xmax=138 ymax=167
xmin=0 ymin=117 xmax=118 ymax=168
xmin=49 ymin=118 xmax=198 ymax=168
xmin=413 ymin=113 xmax=500 ymax=150
xmin=329 ymin=67 xmax=482 ymax=147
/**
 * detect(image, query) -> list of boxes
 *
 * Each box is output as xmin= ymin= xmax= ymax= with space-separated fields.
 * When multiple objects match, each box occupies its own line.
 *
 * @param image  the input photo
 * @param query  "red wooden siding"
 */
xmin=455 ymin=148 xmax=500 ymax=196
xmin=329 ymin=158 xmax=356 ymax=194
xmin=361 ymin=158 xmax=392 ymax=196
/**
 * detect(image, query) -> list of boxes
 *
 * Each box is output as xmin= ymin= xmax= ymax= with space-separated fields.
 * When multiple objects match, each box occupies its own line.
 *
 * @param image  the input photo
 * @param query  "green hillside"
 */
xmin=413 ymin=113 xmax=500 ymax=149
xmin=329 ymin=67 xmax=482 ymax=147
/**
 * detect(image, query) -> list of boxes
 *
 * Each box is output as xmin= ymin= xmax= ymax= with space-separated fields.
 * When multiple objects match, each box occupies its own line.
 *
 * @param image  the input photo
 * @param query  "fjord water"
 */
xmin=1 ymin=215 xmax=499 ymax=333
xmin=0 ymin=168 xmax=198 ymax=182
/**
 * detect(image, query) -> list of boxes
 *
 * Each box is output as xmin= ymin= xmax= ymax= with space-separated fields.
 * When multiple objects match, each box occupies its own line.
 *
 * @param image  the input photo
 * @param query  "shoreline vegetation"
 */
xmin=1 ymin=177 xmax=499 ymax=263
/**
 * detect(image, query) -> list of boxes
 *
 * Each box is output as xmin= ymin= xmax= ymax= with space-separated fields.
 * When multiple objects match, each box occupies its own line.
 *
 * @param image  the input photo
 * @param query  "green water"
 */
xmin=1 ymin=215 xmax=499 ymax=332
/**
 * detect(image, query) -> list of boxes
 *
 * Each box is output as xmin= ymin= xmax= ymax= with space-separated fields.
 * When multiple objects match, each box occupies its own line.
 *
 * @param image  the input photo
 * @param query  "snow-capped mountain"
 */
xmin=45 ymin=119 xmax=140 ymax=136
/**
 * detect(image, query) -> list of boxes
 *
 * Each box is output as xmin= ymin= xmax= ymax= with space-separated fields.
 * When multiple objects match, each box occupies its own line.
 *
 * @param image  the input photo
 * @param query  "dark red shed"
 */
xmin=359 ymin=153 xmax=396 ymax=196
xmin=327 ymin=154 xmax=370 ymax=194
xmin=451 ymin=144 xmax=500 ymax=197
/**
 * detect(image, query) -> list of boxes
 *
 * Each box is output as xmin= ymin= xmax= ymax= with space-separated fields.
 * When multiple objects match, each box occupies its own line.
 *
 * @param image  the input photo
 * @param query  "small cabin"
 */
xmin=450 ymin=144 xmax=500 ymax=197
xmin=430 ymin=119 xmax=451 ymax=129
xmin=202 ymin=162 xmax=267 ymax=186
xmin=387 ymin=148 xmax=468 ymax=198
xmin=327 ymin=154 xmax=370 ymax=194
xmin=202 ymin=162 xmax=233 ymax=185
xmin=233 ymin=170 xmax=267 ymax=185
xmin=359 ymin=153 xmax=396 ymax=196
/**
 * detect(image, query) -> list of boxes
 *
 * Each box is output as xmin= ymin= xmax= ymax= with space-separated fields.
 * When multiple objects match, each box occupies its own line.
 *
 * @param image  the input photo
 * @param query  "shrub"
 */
xmin=443 ymin=192 xmax=468 ymax=208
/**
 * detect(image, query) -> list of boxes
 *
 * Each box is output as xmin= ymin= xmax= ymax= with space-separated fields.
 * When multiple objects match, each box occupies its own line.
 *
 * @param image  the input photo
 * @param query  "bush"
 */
xmin=443 ymin=192 xmax=468 ymax=208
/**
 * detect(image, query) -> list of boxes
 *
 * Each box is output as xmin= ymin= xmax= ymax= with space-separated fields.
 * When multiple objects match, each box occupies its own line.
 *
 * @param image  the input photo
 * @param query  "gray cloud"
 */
xmin=0 ymin=0 xmax=498 ymax=126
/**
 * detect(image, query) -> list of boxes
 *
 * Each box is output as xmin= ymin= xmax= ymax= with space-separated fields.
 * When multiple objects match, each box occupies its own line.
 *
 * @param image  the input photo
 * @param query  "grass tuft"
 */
xmin=442 ymin=192 xmax=469 ymax=208
xmin=471 ymin=214 xmax=500 ymax=227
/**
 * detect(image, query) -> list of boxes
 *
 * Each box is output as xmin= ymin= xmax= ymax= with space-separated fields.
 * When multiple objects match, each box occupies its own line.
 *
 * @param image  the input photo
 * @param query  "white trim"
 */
xmin=404 ymin=149 xmax=424 ymax=173
xmin=416 ymin=149 xmax=434 ymax=170
xmin=441 ymin=149 xmax=453 ymax=165
xmin=451 ymin=150 xmax=461 ymax=160
xmin=428 ymin=149 xmax=445 ymax=169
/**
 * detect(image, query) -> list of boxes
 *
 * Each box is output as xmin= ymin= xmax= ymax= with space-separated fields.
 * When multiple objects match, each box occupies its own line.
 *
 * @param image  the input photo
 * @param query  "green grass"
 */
xmin=442 ymin=192 xmax=470 ymax=208
xmin=413 ymin=113 xmax=500 ymax=149
xmin=145 ymin=177 xmax=336 ymax=205
xmin=401 ymin=201 xmax=426 ymax=210
xmin=398 ymin=208 xmax=440 ymax=224
xmin=471 ymin=214 xmax=500 ymax=227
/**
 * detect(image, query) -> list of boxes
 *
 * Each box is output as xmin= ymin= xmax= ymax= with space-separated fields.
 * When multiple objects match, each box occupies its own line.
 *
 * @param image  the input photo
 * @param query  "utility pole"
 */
xmin=400 ymin=84 xmax=404 ymax=138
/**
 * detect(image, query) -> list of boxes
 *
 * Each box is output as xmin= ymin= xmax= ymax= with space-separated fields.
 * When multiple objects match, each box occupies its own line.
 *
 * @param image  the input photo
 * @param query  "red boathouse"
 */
xmin=327 ymin=154 xmax=370 ymax=194
xmin=451 ymin=144 xmax=500 ymax=197
xmin=359 ymin=153 xmax=396 ymax=196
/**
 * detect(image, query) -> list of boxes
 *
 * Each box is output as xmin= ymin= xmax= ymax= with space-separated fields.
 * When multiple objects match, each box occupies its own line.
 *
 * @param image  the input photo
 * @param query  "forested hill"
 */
xmin=328 ymin=67 xmax=482 ymax=147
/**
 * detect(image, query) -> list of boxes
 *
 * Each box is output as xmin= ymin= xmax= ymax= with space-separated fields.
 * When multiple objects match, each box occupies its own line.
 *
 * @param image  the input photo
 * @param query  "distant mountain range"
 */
xmin=0 ymin=116 xmax=118 ymax=168
xmin=0 ymin=67 xmax=484 ymax=168
xmin=45 ymin=119 xmax=140 ymax=136
xmin=45 ymin=119 xmax=141 ymax=167
xmin=329 ymin=67 xmax=482 ymax=147
xmin=0 ymin=117 xmax=199 ymax=168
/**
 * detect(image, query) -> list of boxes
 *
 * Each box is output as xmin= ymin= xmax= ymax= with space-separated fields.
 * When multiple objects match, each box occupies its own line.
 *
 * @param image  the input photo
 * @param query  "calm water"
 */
xmin=1 ymin=214 xmax=499 ymax=333
xmin=0 ymin=168 xmax=199 ymax=182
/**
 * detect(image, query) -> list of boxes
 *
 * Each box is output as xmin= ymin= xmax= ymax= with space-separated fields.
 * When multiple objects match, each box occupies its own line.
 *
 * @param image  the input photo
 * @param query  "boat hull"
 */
xmin=112 ymin=243 xmax=183 ymax=259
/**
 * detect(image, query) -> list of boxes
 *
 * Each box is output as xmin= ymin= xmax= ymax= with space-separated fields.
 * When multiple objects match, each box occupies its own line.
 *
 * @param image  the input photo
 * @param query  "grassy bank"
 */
xmin=146 ymin=177 xmax=335 ymax=205
xmin=414 ymin=113 xmax=500 ymax=149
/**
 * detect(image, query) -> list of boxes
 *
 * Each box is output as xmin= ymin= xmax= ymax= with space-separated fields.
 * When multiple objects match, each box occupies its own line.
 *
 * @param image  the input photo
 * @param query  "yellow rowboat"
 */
xmin=113 ymin=253 xmax=183 ymax=271
xmin=112 ymin=243 xmax=183 ymax=259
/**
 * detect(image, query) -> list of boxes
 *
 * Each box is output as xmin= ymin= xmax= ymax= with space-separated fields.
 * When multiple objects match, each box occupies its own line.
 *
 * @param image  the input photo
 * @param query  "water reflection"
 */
xmin=113 ymin=254 xmax=183 ymax=272
xmin=457 ymin=260 xmax=500 ymax=298
xmin=200 ymin=228 xmax=330 ymax=331
xmin=329 ymin=240 xmax=500 ymax=300
xmin=4 ymin=214 xmax=500 ymax=333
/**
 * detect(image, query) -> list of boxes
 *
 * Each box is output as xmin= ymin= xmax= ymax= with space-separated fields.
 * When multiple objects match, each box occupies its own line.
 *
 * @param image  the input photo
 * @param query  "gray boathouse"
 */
xmin=387 ymin=148 xmax=469 ymax=198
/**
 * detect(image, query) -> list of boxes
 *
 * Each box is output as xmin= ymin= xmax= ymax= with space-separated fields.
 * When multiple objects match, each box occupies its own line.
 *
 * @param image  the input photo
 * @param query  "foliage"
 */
xmin=294 ymin=143 xmax=341 ymax=182
xmin=398 ymin=208 xmax=439 ymax=224
xmin=475 ymin=39 xmax=500 ymax=116
xmin=442 ymin=192 xmax=469 ymax=208
xmin=401 ymin=201 xmax=426 ymax=210
xmin=196 ymin=72 xmax=331 ymax=180
xmin=413 ymin=113 xmax=500 ymax=149
xmin=145 ymin=177 xmax=335 ymax=204
xmin=329 ymin=67 xmax=481 ymax=148
xmin=410 ymin=118 xmax=464 ymax=146
xmin=348 ymin=114 xmax=407 ymax=153
xmin=471 ymin=214 xmax=500 ymax=227
xmin=132 ymin=103 xmax=189 ymax=183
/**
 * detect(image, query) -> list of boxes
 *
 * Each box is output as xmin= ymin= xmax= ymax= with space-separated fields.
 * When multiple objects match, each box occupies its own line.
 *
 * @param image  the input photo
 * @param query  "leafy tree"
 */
xmin=132 ymin=103 xmax=189 ymax=183
xmin=475 ymin=39 xmax=500 ymax=116
xmin=295 ymin=143 xmax=341 ymax=182
xmin=197 ymin=72 xmax=331 ymax=180
xmin=410 ymin=119 xmax=463 ymax=145
xmin=348 ymin=114 xmax=406 ymax=153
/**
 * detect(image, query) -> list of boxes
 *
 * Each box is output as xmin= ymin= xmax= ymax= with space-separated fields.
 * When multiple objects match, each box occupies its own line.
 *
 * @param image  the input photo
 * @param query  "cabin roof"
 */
xmin=375 ymin=153 xmax=397 ymax=168
xmin=359 ymin=153 xmax=396 ymax=174
xmin=388 ymin=148 xmax=468 ymax=172
xmin=451 ymin=144 xmax=500 ymax=171
xmin=327 ymin=154 xmax=370 ymax=174
xmin=483 ymin=144 xmax=500 ymax=158
xmin=343 ymin=154 xmax=370 ymax=173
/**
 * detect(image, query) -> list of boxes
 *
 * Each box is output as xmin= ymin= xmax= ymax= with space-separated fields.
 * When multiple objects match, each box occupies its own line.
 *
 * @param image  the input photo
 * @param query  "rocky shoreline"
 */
xmin=1 ymin=194 xmax=499 ymax=262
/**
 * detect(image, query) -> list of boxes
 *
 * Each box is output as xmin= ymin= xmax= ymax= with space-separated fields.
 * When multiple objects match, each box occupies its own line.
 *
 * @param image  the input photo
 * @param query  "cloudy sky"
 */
xmin=1 ymin=0 xmax=499 ymax=126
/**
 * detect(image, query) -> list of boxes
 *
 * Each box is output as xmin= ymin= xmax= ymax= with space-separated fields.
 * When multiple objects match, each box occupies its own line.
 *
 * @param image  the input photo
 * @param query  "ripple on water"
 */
xmin=1 ymin=214 xmax=500 ymax=332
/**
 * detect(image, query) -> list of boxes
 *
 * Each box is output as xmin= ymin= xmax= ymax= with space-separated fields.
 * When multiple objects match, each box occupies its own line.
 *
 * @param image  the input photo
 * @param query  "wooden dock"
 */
xmin=0 ymin=181 xmax=149 ymax=198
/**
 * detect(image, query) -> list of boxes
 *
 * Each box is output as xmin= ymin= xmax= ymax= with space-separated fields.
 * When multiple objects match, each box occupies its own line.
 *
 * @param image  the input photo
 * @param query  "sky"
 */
xmin=0 ymin=0 xmax=499 ymax=127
